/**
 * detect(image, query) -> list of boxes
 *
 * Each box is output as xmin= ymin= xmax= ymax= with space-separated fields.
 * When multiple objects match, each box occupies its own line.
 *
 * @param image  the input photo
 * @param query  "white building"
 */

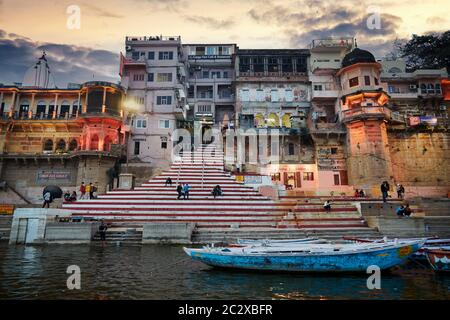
xmin=120 ymin=36 xmax=188 ymax=169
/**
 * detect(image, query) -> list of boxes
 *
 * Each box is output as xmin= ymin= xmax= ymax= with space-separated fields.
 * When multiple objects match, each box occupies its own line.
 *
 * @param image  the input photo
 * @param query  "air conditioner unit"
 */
xmin=125 ymin=46 xmax=132 ymax=52
xmin=440 ymin=105 xmax=447 ymax=111
xmin=409 ymin=84 xmax=417 ymax=89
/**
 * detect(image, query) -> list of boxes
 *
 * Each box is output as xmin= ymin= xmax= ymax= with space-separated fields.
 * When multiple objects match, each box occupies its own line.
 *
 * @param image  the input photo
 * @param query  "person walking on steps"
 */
xmin=396 ymin=184 xmax=405 ymax=199
xmin=177 ymin=183 xmax=183 ymax=200
xmin=86 ymin=183 xmax=92 ymax=200
xmin=381 ymin=181 xmax=390 ymax=203
xmin=323 ymin=200 xmax=332 ymax=213
xmin=183 ymin=183 xmax=191 ymax=200
xmin=165 ymin=177 xmax=173 ymax=187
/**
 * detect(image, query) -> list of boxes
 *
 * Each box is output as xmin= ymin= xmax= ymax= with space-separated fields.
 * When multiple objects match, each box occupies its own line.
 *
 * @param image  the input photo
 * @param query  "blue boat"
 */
xmin=184 ymin=240 xmax=425 ymax=273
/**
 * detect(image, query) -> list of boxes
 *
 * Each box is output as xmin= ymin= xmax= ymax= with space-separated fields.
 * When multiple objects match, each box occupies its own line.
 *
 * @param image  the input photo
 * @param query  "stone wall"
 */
xmin=388 ymin=131 xmax=450 ymax=197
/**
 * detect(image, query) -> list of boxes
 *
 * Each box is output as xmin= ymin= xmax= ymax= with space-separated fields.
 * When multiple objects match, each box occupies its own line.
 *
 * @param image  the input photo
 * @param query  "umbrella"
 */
xmin=43 ymin=185 xmax=63 ymax=199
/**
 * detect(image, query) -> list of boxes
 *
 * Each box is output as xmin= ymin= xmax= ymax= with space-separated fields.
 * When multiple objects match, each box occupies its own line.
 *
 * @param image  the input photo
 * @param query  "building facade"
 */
xmin=0 ymin=53 xmax=128 ymax=203
xmin=120 ymin=36 xmax=187 ymax=170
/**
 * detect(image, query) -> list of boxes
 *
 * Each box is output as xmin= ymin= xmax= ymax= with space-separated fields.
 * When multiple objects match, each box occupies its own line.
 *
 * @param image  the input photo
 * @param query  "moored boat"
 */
xmin=184 ymin=240 xmax=425 ymax=273
xmin=236 ymin=237 xmax=324 ymax=245
xmin=425 ymin=249 xmax=450 ymax=272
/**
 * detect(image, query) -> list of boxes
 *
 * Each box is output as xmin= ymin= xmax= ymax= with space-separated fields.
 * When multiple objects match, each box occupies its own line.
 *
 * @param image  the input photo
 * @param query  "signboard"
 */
xmin=0 ymin=204 xmax=14 ymax=215
xmin=37 ymin=171 xmax=72 ymax=184
xmin=409 ymin=116 xmax=437 ymax=126
xmin=188 ymin=55 xmax=230 ymax=60
xmin=244 ymin=175 xmax=262 ymax=184
xmin=317 ymin=158 xmax=347 ymax=171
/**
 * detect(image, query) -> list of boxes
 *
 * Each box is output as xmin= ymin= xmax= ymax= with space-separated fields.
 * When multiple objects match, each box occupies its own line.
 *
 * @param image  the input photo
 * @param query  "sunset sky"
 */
xmin=0 ymin=0 xmax=449 ymax=86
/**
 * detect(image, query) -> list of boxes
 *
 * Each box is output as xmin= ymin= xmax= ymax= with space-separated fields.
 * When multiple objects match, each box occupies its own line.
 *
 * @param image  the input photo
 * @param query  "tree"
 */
xmin=399 ymin=31 xmax=450 ymax=73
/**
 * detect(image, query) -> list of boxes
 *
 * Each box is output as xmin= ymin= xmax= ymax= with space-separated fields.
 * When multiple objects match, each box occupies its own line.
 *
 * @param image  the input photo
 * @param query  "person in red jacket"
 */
xmin=79 ymin=182 xmax=86 ymax=199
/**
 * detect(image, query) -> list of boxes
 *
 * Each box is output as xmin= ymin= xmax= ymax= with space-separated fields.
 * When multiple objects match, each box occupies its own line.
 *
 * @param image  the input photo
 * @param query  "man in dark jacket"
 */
xmin=380 ymin=181 xmax=390 ymax=202
xmin=176 ymin=183 xmax=183 ymax=200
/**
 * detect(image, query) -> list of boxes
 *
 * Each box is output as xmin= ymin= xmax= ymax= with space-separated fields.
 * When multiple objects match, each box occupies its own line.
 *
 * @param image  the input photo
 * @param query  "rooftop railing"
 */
xmin=126 ymin=36 xmax=181 ymax=42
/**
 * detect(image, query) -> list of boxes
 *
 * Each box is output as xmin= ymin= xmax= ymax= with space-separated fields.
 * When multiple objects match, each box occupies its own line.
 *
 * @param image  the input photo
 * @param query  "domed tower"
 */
xmin=22 ymin=51 xmax=56 ymax=88
xmin=337 ymin=48 xmax=393 ymax=193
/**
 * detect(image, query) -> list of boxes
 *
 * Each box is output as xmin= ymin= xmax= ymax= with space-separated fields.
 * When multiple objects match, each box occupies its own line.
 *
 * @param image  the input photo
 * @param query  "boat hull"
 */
xmin=185 ymin=243 xmax=422 ymax=273
xmin=426 ymin=249 xmax=450 ymax=272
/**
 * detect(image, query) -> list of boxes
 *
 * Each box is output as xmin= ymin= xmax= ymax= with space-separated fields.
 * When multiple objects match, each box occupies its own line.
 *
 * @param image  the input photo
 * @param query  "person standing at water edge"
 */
xmin=43 ymin=191 xmax=52 ymax=208
xmin=99 ymin=220 xmax=108 ymax=244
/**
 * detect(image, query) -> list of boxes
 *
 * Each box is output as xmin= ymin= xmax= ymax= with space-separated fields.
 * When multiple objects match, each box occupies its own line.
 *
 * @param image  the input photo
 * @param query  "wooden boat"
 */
xmin=184 ymin=240 xmax=425 ymax=273
xmin=425 ymin=249 xmax=450 ymax=272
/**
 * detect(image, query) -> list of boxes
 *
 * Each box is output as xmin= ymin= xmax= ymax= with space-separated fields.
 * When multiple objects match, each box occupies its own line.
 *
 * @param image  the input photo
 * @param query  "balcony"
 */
xmin=311 ymin=88 xmax=339 ymax=100
xmin=341 ymin=106 xmax=392 ymax=123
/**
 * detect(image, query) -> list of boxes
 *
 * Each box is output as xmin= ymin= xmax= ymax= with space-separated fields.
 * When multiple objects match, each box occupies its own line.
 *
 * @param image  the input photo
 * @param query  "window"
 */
xmin=374 ymin=78 xmax=379 ymax=85
xmin=219 ymin=46 xmax=230 ymax=55
xmin=285 ymin=89 xmax=293 ymax=102
xmin=60 ymin=104 xmax=70 ymax=118
xmin=56 ymin=139 xmax=66 ymax=151
xmin=239 ymin=57 xmax=250 ymax=72
xmin=156 ymin=73 xmax=173 ymax=82
xmin=161 ymin=137 xmax=168 ymax=149
xmin=303 ymin=172 xmax=314 ymax=181
xmin=69 ymin=139 xmax=78 ymax=151
xmin=427 ymin=84 xmax=435 ymax=94
xmin=136 ymin=119 xmax=147 ymax=128
xmin=36 ymin=103 xmax=46 ymax=118
xmin=133 ymin=74 xmax=144 ymax=81
xmin=241 ymin=89 xmax=250 ymax=102
xmin=314 ymin=85 xmax=323 ymax=91
xmin=206 ymin=47 xmax=216 ymax=55
xmin=271 ymin=89 xmax=279 ymax=102
xmin=296 ymin=57 xmax=307 ymax=73
xmin=253 ymin=57 xmax=264 ymax=73
xmin=288 ymin=143 xmax=295 ymax=155
xmin=223 ymin=71 xmax=229 ymax=78
xmin=211 ymin=71 xmax=221 ymax=79
xmin=148 ymin=73 xmax=154 ymax=82
xmin=198 ymin=105 xmax=211 ymax=113
xmin=281 ymin=57 xmax=293 ymax=73
xmin=72 ymin=103 xmax=78 ymax=116
xmin=43 ymin=139 xmax=53 ymax=151
xmin=159 ymin=51 xmax=173 ymax=60
xmin=349 ymin=77 xmax=359 ymax=87
xmin=134 ymin=141 xmax=140 ymax=155
xmin=364 ymin=76 xmax=371 ymax=86
xmin=148 ymin=51 xmax=155 ymax=60
xmin=159 ymin=120 xmax=170 ymax=129
xmin=331 ymin=148 xmax=338 ymax=155
xmin=156 ymin=96 xmax=172 ymax=105
xmin=256 ymin=89 xmax=264 ymax=102
xmin=333 ymin=173 xmax=340 ymax=185
xmin=132 ymin=52 xmax=140 ymax=60
xmin=435 ymin=83 xmax=442 ymax=94
xmin=202 ymin=71 xmax=209 ymax=79
xmin=268 ymin=57 xmax=278 ymax=72
xmin=134 ymin=96 xmax=144 ymax=105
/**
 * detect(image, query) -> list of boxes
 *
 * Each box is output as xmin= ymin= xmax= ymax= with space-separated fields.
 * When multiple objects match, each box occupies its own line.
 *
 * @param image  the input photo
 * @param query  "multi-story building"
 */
xmin=234 ymin=49 xmax=312 ymax=186
xmin=120 ymin=36 xmax=188 ymax=170
xmin=0 ymin=53 xmax=128 ymax=203
xmin=183 ymin=44 xmax=237 ymax=135
xmin=308 ymin=38 xmax=355 ymax=194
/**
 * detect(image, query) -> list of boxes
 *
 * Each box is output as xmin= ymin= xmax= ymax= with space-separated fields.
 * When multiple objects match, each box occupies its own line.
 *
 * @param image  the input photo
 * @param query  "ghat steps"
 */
xmin=62 ymin=143 xmax=378 ymax=237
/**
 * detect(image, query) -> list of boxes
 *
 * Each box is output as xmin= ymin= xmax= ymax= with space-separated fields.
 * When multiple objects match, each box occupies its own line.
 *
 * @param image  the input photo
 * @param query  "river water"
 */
xmin=0 ymin=243 xmax=449 ymax=300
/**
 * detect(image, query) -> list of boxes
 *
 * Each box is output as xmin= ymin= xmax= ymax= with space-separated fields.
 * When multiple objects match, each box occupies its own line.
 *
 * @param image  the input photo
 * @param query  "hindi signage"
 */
xmin=37 ymin=171 xmax=72 ymax=184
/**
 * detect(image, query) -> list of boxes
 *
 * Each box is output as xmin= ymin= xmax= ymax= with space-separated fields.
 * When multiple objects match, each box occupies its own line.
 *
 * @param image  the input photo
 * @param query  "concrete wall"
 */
xmin=44 ymin=222 xmax=98 ymax=244
xmin=142 ymin=222 xmax=195 ymax=244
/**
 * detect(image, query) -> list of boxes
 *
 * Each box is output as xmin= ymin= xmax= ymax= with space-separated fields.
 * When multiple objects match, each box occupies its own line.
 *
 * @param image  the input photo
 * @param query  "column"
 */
xmin=102 ymin=87 xmax=107 ymax=113
xmin=53 ymin=93 xmax=58 ymax=119
xmin=0 ymin=92 xmax=4 ymax=117
xmin=30 ymin=93 xmax=36 ymax=119
xmin=83 ymin=88 xmax=89 ymax=113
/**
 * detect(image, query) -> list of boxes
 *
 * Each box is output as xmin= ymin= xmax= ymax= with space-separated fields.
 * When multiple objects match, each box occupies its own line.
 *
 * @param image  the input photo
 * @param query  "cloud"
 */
xmin=133 ymin=0 xmax=187 ymax=12
xmin=0 ymin=30 xmax=119 ymax=87
xmin=246 ymin=0 xmax=403 ymax=56
xmin=184 ymin=15 xmax=235 ymax=29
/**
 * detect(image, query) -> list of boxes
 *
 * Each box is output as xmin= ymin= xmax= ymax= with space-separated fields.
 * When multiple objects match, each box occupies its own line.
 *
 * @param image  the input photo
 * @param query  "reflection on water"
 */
xmin=0 ymin=243 xmax=449 ymax=300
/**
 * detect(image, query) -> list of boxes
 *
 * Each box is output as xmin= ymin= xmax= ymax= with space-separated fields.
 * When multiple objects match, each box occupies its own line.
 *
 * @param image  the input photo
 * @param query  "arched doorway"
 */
xmin=255 ymin=114 xmax=265 ymax=128
xmin=267 ymin=113 xmax=280 ymax=127
xmin=90 ymin=135 xmax=99 ymax=150
xmin=56 ymin=139 xmax=66 ymax=152
xmin=68 ymin=139 xmax=78 ymax=151
xmin=43 ymin=139 xmax=53 ymax=152
xmin=103 ymin=136 xmax=112 ymax=152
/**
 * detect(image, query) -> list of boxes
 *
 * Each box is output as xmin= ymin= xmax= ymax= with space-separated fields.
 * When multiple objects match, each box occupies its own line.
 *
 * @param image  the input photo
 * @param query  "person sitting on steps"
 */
xmin=323 ymin=200 xmax=331 ymax=213
xmin=212 ymin=185 xmax=223 ymax=199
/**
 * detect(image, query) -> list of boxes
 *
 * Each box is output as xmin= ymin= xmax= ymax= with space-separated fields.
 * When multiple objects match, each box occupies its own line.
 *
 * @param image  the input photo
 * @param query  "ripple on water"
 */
xmin=0 ymin=243 xmax=449 ymax=300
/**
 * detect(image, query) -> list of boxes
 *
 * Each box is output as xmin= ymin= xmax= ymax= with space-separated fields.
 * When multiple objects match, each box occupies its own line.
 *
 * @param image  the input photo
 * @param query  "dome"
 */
xmin=342 ymin=48 xmax=376 ymax=68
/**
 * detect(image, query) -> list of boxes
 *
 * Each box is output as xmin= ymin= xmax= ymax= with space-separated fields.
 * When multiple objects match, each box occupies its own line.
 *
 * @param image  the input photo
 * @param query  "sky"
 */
xmin=0 ymin=0 xmax=449 ymax=87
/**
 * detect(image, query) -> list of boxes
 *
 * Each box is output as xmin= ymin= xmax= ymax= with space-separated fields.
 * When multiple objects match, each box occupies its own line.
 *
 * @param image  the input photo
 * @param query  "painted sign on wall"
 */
xmin=36 ymin=171 xmax=72 ymax=184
